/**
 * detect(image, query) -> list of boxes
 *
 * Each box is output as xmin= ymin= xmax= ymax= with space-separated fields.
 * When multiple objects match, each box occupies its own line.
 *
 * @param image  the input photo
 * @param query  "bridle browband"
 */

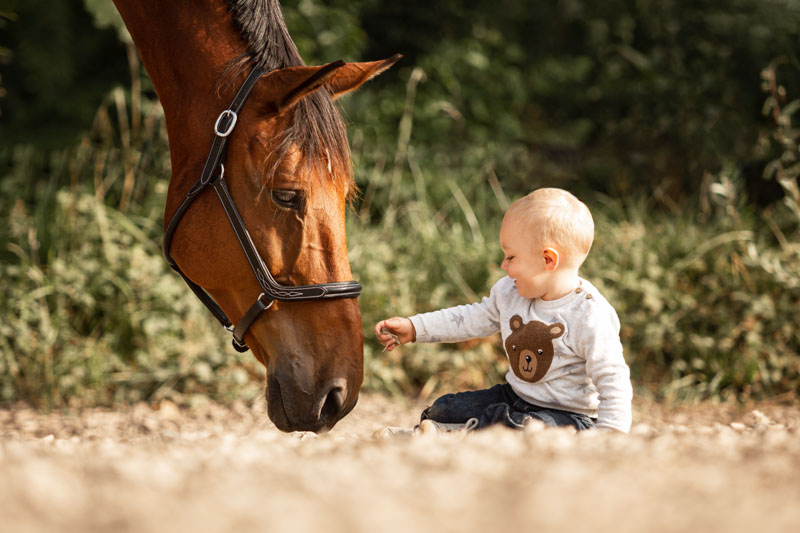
xmin=163 ymin=66 xmax=362 ymax=353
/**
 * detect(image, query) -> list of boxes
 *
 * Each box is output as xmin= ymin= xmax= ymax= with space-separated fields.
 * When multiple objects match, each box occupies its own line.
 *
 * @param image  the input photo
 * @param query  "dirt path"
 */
xmin=1 ymin=394 xmax=798 ymax=533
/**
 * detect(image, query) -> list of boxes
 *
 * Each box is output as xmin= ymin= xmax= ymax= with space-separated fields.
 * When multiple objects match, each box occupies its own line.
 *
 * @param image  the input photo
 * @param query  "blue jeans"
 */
xmin=420 ymin=383 xmax=596 ymax=431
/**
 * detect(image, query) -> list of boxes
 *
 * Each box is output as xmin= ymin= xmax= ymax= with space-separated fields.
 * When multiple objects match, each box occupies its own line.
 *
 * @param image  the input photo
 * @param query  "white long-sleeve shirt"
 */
xmin=409 ymin=276 xmax=633 ymax=432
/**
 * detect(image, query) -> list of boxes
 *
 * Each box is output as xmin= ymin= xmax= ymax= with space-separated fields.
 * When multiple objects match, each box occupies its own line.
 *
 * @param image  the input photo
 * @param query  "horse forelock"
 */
xmin=227 ymin=0 xmax=354 ymax=195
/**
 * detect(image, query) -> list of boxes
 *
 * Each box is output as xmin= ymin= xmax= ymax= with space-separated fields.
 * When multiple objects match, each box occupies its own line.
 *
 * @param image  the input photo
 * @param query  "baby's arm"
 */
xmin=578 ymin=309 xmax=633 ymax=433
xmin=409 ymin=279 xmax=506 ymax=344
xmin=409 ymin=301 xmax=499 ymax=343
xmin=374 ymin=278 xmax=507 ymax=351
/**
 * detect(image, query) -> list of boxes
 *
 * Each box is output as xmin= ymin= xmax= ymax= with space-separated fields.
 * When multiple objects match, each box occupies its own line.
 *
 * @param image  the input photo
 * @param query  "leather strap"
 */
xmin=232 ymin=294 xmax=274 ymax=352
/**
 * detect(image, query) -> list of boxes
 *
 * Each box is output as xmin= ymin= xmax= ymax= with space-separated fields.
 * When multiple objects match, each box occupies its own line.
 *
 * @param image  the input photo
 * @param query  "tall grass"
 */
xmin=0 ymin=87 xmax=263 ymax=408
xmin=348 ymin=65 xmax=800 ymax=403
xmin=1 ymin=67 xmax=798 ymax=408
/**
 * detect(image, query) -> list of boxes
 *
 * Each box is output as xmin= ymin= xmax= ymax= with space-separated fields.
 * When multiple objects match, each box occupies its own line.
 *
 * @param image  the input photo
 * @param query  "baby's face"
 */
xmin=499 ymin=217 xmax=554 ymax=299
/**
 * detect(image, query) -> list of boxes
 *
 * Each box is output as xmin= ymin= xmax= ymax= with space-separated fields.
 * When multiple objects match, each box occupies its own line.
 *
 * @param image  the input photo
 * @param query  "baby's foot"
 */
xmin=418 ymin=418 xmax=479 ymax=434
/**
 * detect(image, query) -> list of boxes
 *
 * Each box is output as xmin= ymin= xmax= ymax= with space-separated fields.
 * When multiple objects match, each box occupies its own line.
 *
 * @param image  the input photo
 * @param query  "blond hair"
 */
xmin=505 ymin=188 xmax=594 ymax=265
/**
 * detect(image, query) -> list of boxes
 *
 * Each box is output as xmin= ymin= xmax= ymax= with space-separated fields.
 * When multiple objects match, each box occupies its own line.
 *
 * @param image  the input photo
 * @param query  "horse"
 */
xmin=111 ymin=0 xmax=400 ymax=432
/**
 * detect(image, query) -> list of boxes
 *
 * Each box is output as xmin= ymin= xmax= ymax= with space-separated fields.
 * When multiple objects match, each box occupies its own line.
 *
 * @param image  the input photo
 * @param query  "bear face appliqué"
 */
xmin=505 ymin=315 xmax=566 ymax=383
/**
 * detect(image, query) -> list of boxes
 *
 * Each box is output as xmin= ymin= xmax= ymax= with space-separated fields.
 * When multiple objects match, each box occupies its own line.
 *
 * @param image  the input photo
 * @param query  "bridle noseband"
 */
xmin=163 ymin=67 xmax=362 ymax=353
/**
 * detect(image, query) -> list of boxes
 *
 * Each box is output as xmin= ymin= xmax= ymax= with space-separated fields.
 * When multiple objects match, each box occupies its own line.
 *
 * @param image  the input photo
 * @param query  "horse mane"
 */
xmin=227 ymin=0 xmax=354 ymax=193
xmin=228 ymin=0 xmax=304 ymax=70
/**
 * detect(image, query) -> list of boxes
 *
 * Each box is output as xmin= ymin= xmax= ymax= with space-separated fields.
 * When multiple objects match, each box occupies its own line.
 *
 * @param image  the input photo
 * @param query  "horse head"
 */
xmin=179 ymin=60 xmax=399 ymax=432
xmin=112 ymin=0 xmax=399 ymax=432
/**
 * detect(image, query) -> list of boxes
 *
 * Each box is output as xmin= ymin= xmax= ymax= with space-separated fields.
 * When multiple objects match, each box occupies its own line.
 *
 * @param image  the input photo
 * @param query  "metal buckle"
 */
xmin=214 ymin=110 xmax=238 ymax=137
xmin=231 ymin=337 xmax=250 ymax=353
xmin=257 ymin=293 xmax=275 ymax=310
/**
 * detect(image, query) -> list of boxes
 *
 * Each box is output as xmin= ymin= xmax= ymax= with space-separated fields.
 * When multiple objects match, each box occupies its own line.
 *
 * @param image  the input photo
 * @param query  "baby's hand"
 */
xmin=374 ymin=317 xmax=416 ymax=352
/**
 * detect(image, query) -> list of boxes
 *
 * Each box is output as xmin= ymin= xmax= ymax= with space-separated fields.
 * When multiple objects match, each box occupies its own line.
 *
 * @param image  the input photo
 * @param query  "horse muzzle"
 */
xmin=266 ymin=372 xmax=358 ymax=433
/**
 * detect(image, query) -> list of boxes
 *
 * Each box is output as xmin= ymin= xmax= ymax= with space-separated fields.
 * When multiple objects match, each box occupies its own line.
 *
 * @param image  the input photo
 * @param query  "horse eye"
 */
xmin=271 ymin=190 xmax=301 ymax=209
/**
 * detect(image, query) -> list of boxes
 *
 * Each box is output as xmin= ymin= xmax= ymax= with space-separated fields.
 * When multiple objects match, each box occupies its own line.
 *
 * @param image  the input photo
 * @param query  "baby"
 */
xmin=375 ymin=188 xmax=632 ymax=432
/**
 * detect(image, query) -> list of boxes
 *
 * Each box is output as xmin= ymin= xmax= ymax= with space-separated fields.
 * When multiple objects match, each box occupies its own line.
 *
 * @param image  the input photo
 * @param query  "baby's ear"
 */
xmin=549 ymin=323 xmax=565 ymax=339
xmin=542 ymin=247 xmax=560 ymax=271
xmin=510 ymin=315 xmax=523 ymax=331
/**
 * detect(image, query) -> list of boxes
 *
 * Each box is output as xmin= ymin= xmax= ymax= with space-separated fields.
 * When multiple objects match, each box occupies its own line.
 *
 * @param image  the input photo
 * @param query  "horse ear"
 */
xmin=256 ymin=54 xmax=401 ymax=114
xmin=325 ymin=54 xmax=403 ymax=100
xmin=259 ymin=60 xmax=347 ymax=113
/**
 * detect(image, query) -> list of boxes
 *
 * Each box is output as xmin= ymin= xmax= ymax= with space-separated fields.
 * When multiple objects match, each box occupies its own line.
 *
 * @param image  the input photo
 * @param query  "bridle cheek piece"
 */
xmin=163 ymin=67 xmax=362 ymax=353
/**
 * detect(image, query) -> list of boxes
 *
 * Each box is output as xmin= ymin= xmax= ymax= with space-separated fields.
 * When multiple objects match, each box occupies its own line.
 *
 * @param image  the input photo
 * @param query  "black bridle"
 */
xmin=163 ymin=67 xmax=362 ymax=353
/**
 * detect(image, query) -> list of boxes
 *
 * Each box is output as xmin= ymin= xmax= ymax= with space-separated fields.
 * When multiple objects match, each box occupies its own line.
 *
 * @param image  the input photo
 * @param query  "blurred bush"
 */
xmin=0 ymin=0 xmax=798 ymax=407
xmin=5 ymin=0 xmax=800 ymax=202
xmin=0 ymin=90 xmax=263 ymax=409
xmin=352 ymin=150 xmax=800 ymax=404
xmin=0 ymin=0 xmax=128 ymax=146
xmin=350 ymin=59 xmax=800 ymax=402
xmin=348 ymin=0 xmax=800 ymax=202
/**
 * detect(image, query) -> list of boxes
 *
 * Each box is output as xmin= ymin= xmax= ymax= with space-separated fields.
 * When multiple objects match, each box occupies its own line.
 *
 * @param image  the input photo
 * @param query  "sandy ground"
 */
xmin=1 ymin=394 xmax=799 ymax=533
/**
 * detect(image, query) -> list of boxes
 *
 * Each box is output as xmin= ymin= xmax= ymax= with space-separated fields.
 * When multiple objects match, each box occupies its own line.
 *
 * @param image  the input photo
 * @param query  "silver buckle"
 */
xmin=214 ymin=110 xmax=238 ymax=137
xmin=257 ymin=293 xmax=275 ymax=310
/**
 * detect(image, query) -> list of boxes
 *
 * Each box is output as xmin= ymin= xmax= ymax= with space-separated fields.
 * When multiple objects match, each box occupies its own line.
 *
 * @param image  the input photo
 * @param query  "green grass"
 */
xmin=1 ymin=81 xmax=799 ymax=408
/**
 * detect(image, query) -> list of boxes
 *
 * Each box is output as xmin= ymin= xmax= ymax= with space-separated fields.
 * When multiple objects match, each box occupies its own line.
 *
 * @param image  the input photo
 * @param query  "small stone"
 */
xmin=157 ymin=400 xmax=181 ymax=420
xmin=749 ymin=409 xmax=771 ymax=426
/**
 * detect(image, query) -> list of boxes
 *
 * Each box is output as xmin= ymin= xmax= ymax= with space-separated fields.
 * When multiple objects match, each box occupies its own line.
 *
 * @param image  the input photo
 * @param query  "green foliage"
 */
xmin=83 ymin=0 xmax=131 ymax=43
xmin=584 ymin=190 xmax=800 ymax=402
xmin=0 ymin=92 xmax=262 ymax=408
xmin=0 ymin=0 xmax=128 ymax=146
xmin=0 ymin=188 xmax=263 ymax=408
xmin=281 ymin=0 xmax=367 ymax=64
xmin=350 ymin=0 xmax=800 ymax=198
xmin=2 ymin=81 xmax=799 ymax=404
xmin=5 ymin=0 xmax=800 ymax=201
xmin=345 ymin=61 xmax=800 ymax=402
xmin=760 ymin=61 xmax=800 ymax=232
xmin=351 ymin=147 xmax=800 ymax=403
xmin=1 ymin=0 xmax=799 ymax=407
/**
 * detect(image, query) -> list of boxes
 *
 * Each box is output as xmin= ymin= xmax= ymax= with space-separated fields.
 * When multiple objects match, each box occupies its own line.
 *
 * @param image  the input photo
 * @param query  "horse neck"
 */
xmin=113 ymin=0 xmax=248 ymax=175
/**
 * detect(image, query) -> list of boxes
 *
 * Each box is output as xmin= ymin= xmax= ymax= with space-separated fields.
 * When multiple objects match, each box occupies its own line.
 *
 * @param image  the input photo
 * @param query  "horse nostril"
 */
xmin=320 ymin=384 xmax=346 ymax=423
